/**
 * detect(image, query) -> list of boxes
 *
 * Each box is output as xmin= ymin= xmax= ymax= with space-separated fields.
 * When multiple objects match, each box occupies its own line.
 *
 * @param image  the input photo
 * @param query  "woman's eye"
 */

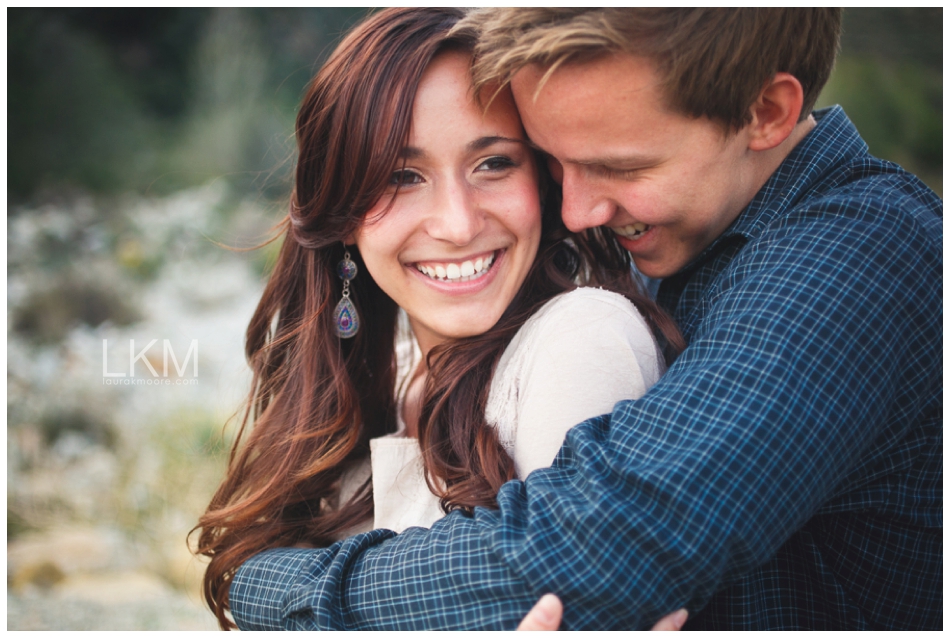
xmin=476 ymin=156 xmax=516 ymax=172
xmin=390 ymin=169 xmax=423 ymax=186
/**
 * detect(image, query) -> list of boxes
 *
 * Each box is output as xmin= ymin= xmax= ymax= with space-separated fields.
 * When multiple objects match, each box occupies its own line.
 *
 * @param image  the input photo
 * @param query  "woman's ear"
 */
xmin=746 ymin=72 xmax=804 ymax=152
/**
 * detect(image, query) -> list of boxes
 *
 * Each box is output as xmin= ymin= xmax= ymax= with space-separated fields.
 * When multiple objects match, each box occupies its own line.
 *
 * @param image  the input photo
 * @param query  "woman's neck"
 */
xmin=401 ymin=357 xmax=427 ymax=438
xmin=401 ymin=319 xmax=445 ymax=438
xmin=407 ymin=317 xmax=443 ymax=364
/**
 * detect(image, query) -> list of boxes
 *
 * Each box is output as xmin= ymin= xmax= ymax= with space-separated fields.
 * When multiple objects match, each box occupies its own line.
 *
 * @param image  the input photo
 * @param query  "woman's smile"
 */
xmin=412 ymin=249 xmax=497 ymax=283
xmin=405 ymin=249 xmax=505 ymax=300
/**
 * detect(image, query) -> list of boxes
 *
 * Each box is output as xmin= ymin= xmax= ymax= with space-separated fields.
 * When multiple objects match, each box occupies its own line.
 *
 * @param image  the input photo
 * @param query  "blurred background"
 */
xmin=6 ymin=8 xmax=942 ymax=630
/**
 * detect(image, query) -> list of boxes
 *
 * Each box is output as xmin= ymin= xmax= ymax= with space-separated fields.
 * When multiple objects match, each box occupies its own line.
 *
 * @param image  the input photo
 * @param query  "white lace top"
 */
xmin=348 ymin=287 xmax=665 ymax=533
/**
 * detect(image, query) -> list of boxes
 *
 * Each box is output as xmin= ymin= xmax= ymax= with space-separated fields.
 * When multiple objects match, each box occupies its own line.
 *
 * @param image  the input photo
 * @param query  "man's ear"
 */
xmin=746 ymin=72 xmax=804 ymax=152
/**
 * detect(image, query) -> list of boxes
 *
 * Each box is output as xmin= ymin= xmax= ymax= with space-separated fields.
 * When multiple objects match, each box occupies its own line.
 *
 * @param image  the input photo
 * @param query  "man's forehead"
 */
xmin=509 ymin=54 xmax=671 ymax=155
xmin=511 ymin=52 xmax=662 ymax=105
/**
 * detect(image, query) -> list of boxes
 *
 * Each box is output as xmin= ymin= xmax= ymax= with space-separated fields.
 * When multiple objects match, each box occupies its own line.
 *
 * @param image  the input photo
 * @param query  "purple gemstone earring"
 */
xmin=334 ymin=249 xmax=360 ymax=339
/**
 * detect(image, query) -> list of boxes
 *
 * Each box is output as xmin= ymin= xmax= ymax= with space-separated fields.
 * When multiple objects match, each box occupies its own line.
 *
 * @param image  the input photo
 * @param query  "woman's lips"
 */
xmin=413 ymin=250 xmax=498 ymax=283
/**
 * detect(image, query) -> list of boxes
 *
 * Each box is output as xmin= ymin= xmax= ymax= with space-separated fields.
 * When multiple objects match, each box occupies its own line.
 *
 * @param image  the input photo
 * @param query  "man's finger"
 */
xmin=650 ymin=608 xmax=688 ymax=631
xmin=517 ymin=593 xmax=562 ymax=631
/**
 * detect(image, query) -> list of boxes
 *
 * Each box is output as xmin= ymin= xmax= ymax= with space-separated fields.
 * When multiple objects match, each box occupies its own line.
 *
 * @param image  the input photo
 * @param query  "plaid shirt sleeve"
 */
xmin=230 ymin=110 xmax=942 ymax=630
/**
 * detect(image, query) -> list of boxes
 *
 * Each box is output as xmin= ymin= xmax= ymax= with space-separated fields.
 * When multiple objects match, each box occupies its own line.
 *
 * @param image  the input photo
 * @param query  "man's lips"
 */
xmin=610 ymin=222 xmax=650 ymax=241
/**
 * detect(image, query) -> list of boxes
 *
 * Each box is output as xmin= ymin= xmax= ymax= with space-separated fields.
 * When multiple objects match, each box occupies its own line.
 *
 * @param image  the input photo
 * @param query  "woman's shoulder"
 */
xmin=494 ymin=287 xmax=661 ymax=396
xmin=526 ymin=287 xmax=652 ymax=339
xmin=487 ymin=287 xmax=664 ymax=462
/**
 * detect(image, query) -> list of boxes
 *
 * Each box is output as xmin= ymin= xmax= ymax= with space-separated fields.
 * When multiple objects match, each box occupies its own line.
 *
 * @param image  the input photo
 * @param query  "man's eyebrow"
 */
xmin=575 ymin=155 xmax=659 ymax=168
xmin=466 ymin=136 xmax=528 ymax=153
xmin=519 ymin=139 xmax=656 ymax=167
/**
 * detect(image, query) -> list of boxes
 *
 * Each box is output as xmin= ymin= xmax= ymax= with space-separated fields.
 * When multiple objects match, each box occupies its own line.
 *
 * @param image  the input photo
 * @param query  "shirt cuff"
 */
xmin=230 ymin=547 xmax=321 ymax=630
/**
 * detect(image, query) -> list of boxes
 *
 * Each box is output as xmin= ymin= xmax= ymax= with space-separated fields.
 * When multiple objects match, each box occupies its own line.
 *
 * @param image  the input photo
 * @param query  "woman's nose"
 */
xmin=427 ymin=179 xmax=485 ymax=245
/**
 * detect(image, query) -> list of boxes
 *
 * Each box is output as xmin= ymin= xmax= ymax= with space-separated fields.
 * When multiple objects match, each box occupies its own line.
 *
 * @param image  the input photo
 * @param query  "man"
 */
xmin=229 ymin=9 xmax=941 ymax=629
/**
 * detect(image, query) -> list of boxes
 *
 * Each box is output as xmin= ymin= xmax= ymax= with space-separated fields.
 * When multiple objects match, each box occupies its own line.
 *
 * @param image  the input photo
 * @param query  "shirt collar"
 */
xmin=686 ymin=106 xmax=868 ymax=267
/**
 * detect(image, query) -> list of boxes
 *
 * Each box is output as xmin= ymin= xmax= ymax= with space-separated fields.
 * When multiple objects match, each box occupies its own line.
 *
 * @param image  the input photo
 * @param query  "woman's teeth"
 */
xmin=416 ymin=253 xmax=495 ymax=282
xmin=612 ymin=223 xmax=650 ymax=240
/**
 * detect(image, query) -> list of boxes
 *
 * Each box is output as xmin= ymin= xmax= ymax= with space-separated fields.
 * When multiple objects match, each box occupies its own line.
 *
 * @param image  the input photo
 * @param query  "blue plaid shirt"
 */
xmin=230 ymin=107 xmax=942 ymax=630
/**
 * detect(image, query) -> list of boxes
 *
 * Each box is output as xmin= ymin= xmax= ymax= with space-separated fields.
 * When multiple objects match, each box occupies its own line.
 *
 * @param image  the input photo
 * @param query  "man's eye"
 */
xmin=477 ymin=156 xmax=516 ymax=172
xmin=591 ymin=165 xmax=638 ymax=179
xmin=390 ymin=170 xmax=423 ymax=186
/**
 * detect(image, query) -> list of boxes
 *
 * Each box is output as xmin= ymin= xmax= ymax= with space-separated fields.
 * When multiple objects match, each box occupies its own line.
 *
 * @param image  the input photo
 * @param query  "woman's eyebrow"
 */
xmin=466 ymin=136 xmax=526 ymax=152
xmin=398 ymin=137 xmax=526 ymax=159
xmin=522 ymin=139 xmax=548 ymax=154
xmin=398 ymin=146 xmax=426 ymax=160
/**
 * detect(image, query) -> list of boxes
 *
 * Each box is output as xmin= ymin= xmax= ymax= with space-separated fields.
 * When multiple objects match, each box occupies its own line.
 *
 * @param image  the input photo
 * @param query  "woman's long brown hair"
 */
xmin=193 ymin=7 xmax=684 ymax=630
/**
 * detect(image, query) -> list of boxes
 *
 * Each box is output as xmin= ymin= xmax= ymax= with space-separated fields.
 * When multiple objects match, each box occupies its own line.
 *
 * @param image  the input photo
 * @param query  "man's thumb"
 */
xmin=517 ymin=594 xmax=563 ymax=631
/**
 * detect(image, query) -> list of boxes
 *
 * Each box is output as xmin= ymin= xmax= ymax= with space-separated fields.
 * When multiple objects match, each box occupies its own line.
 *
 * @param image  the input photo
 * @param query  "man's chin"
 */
xmin=631 ymin=257 xmax=679 ymax=280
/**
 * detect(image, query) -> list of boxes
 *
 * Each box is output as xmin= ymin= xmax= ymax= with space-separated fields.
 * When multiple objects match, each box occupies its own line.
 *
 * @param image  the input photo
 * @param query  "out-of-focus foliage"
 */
xmin=7 ymin=184 xmax=266 ymax=629
xmin=7 ymin=11 xmax=353 ymax=628
xmin=9 ymin=8 xmax=368 ymax=201
xmin=817 ymin=8 xmax=942 ymax=193
xmin=8 ymin=8 xmax=942 ymax=202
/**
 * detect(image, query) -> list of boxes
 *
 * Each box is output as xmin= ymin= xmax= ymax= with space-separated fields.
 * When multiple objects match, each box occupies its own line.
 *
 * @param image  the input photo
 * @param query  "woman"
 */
xmin=195 ymin=8 xmax=682 ymax=630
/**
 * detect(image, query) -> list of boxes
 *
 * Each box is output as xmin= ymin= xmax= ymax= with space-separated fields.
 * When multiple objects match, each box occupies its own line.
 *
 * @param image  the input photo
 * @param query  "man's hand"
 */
xmin=516 ymin=594 xmax=562 ymax=630
xmin=650 ymin=608 xmax=689 ymax=630
xmin=517 ymin=594 xmax=688 ymax=631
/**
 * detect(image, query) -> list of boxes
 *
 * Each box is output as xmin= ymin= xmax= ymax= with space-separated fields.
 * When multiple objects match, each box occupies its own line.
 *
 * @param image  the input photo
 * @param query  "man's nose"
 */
xmin=560 ymin=168 xmax=615 ymax=233
xmin=428 ymin=179 xmax=485 ymax=245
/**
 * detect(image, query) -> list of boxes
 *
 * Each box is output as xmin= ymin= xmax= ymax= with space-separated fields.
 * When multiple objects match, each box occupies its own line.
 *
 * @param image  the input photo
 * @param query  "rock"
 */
xmin=8 ymin=528 xmax=118 ymax=587
xmin=161 ymin=537 xmax=208 ymax=597
xmin=54 ymin=570 xmax=175 ymax=604
xmin=8 ymin=589 xmax=220 ymax=630
xmin=10 ymin=561 xmax=65 ymax=589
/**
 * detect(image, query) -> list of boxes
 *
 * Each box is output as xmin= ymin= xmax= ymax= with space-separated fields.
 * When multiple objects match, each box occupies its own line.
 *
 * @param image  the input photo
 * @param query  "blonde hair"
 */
xmin=460 ymin=8 xmax=841 ymax=131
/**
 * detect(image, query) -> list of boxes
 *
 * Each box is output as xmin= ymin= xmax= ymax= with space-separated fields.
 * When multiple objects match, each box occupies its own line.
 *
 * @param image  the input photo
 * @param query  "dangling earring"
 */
xmin=334 ymin=249 xmax=360 ymax=339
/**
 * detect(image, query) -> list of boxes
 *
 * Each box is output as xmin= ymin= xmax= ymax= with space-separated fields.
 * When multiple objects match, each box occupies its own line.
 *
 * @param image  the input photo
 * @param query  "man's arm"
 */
xmin=231 ymin=211 xmax=941 ymax=630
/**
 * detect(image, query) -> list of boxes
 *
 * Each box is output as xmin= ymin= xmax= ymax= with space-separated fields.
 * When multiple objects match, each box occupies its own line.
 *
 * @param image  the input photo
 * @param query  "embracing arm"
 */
xmin=231 ymin=214 xmax=941 ymax=630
